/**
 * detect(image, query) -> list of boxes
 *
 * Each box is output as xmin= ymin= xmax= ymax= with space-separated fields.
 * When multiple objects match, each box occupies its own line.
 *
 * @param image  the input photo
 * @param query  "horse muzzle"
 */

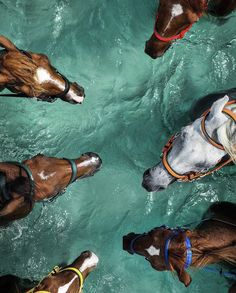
xmin=145 ymin=36 xmax=171 ymax=59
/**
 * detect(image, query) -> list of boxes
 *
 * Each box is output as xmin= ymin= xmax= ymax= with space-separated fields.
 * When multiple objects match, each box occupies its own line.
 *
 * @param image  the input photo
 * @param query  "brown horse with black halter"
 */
xmin=0 ymin=250 xmax=99 ymax=293
xmin=0 ymin=152 xmax=102 ymax=226
xmin=145 ymin=0 xmax=236 ymax=58
xmin=0 ymin=35 xmax=85 ymax=103
xmin=123 ymin=202 xmax=236 ymax=291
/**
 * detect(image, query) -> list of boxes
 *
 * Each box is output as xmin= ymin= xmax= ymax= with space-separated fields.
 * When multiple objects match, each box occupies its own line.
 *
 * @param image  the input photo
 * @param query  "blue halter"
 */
xmin=164 ymin=228 xmax=192 ymax=270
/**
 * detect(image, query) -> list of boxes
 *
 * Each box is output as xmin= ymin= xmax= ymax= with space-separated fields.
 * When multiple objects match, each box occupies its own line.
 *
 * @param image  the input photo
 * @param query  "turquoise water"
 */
xmin=0 ymin=0 xmax=236 ymax=292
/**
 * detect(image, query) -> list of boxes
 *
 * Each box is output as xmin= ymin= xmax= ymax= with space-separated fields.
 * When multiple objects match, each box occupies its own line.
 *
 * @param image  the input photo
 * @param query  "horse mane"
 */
xmin=191 ymin=245 xmax=236 ymax=268
xmin=7 ymin=176 xmax=31 ymax=200
xmin=2 ymin=51 xmax=46 ymax=97
xmin=188 ymin=0 xmax=206 ymax=15
xmin=168 ymin=232 xmax=236 ymax=271
xmin=217 ymin=105 xmax=236 ymax=163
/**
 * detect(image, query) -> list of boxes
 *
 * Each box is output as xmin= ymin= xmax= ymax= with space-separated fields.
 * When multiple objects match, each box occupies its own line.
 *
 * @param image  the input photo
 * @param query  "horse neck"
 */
xmin=189 ymin=225 xmax=236 ymax=267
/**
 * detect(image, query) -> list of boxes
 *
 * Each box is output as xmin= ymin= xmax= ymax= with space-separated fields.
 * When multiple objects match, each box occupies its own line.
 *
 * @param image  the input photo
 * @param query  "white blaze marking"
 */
xmin=145 ymin=245 xmax=160 ymax=256
xmin=38 ymin=170 xmax=56 ymax=181
xmin=58 ymin=275 xmax=77 ymax=293
xmin=79 ymin=252 xmax=99 ymax=272
xmin=35 ymin=67 xmax=84 ymax=103
xmin=78 ymin=156 xmax=100 ymax=168
xmin=171 ymin=4 xmax=183 ymax=17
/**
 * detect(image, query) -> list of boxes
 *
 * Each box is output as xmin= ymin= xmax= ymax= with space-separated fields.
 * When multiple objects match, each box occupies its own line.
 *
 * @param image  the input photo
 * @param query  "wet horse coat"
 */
xmin=123 ymin=202 xmax=236 ymax=290
xmin=0 ymin=251 xmax=99 ymax=293
xmin=0 ymin=153 xmax=102 ymax=226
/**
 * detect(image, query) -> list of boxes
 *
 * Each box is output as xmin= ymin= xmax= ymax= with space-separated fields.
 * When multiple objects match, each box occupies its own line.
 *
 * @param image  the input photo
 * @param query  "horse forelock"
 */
xmin=3 ymin=51 xmax=46 ymax=96
xmin=188 ymin=0 xmax=206 ymax=14
xmin=217 ymin=106 xmax=236 ymax=163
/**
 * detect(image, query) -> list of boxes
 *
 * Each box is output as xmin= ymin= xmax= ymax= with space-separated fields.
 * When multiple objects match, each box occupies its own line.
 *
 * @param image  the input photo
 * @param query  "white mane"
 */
xmin=218 ymin=104 xmax=236 ymax=163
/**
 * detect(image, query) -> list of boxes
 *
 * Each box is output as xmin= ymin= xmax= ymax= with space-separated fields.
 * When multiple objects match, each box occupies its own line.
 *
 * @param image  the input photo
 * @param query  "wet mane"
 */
xmin=188 ymin=0 xmax=207 ymax=14
xmin=2 ymin=51 xmax=45 ymax=96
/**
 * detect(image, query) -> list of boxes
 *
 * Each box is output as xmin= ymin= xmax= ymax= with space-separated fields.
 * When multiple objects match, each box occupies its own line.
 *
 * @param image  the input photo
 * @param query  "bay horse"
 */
xmin=142 ymin=92 xmax=236 ymax=192
xmin=0 ymin=35 xmax=85 ymax=103
xmin=0 ymin=152 xmax=102 ymax=226
xmin=123 ymin=201 xmax=236 ymax=291
xmin=0 ymin=250 xmax=99 ymax=293
xmin=145 ymin=0 xmax=236 ymax=58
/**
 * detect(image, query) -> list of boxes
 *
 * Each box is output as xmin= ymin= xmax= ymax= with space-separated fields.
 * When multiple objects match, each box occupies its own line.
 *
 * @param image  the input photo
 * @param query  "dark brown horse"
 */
xmin=0 ymin=250 xmax=99 ymax=293
xmin=145 ymin=0 xmax=236 ymax=58
xmin=123 ymin=202 xmax=236 ymax=291
xmin=0 ymin=35 xmax=85 ymax=103
xmin=0 ymin=152 xmax=102 ymax=226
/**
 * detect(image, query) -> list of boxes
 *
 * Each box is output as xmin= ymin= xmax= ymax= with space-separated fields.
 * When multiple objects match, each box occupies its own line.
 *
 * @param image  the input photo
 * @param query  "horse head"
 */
xmin=145 ymin=0 xmax=207 ymax=58
xmin=2 ymin=49 xmax=85 ymax=104
xmin=142 ymin=96 xmax=235 ymax=192
xmin=123 ymin=227 xmax=192 ymax=287
xmin=34 ymin=251 xmax=99 ymax=292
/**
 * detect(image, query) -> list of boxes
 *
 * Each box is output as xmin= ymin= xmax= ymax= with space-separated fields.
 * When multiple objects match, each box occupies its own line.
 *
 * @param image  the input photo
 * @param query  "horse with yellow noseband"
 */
xmin=25 ymin=266 xmax=84 ymax=293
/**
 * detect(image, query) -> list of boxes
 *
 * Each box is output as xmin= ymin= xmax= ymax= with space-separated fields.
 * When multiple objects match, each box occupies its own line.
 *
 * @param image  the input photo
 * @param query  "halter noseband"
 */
xmin=162 ymin=100 xmax=236 ymax=182
xmin=153 ymin=1 xmax=208 ymax=43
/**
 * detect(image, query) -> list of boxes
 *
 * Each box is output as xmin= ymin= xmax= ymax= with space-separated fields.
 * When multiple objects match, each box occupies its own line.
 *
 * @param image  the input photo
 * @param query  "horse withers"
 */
xmin=0 ymin=152 xmax=102 ymax=226
xmin=0 ymin=250 xmax=99 ymax=293
xmin=145 ymin=0 xmax=236 ymax=59
xmin=142 ymin=93 xmax=236 ymax=192
xmin=0 ymin=35 xmax=85 ymax=103
xmin=123 ymin=201 xmax=236 ymax=291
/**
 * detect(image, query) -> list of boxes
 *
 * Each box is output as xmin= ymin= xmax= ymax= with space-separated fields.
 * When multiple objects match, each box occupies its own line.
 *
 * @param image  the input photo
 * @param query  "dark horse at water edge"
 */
xmin=145 ymin=0 xmax=236 ymax=58
xmin=0 ymin=251 xmax=99 ymax=293
xmin=123 ymin=201 xmax=236 ymax=292
xmin=0 ymin=152 xmax=102 ymax=226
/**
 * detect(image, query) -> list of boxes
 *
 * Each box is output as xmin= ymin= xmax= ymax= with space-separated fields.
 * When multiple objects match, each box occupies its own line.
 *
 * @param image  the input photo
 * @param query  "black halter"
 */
xmin=0 ymin=49 xmax=71 ymax=102
xmin=0 ymin=162 xmax=35 ymax=209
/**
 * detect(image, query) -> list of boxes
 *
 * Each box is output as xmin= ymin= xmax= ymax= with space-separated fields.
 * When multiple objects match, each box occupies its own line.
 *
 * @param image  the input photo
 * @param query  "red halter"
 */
xmin=153 ymin=1 xmax=208 ymax=43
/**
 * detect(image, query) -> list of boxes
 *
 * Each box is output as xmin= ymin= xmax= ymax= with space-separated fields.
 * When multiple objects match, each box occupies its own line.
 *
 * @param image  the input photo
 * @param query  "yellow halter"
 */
xmin=25 ymin=266 xmax=84 ymax=293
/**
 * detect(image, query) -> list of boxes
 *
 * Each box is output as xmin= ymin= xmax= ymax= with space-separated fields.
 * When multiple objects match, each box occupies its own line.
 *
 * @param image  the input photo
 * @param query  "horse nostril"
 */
xmin=143 ymin=169 xmax=150 ymax=178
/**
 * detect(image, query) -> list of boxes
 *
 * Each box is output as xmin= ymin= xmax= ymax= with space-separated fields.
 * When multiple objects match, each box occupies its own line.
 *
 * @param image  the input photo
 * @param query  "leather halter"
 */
xmin=26 ymin=266 xmax=84 ymax=293
xmin=0 ymin=49 xmax=71 ymax=101
xmin=161 ymin=101 xmax=236 ymax=182
xmin=63 ymin=158 xmax=78 ymax=185
xmin=153 ymin=1 xmax=208 ymax=42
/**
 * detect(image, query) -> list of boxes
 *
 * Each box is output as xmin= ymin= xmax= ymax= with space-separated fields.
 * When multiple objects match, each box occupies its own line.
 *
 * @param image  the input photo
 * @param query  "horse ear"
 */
xmin=209 ymin=96 xmax=229 ymax=117
xmin=174 ymin=266 xmax=192 ymax=287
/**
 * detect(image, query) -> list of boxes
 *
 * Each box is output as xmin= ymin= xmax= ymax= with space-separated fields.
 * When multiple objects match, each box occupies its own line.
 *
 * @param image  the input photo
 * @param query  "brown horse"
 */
xmin=123 ymin=202 xmax=236 ymax=291
xmin=145 ymin=0 xmax=236 ymax=58
xmin=0 ymin=152 xmax=102 ymax=226
xmin=0 ymin=35 xmax=85 ymax=103
xmin=0 ymin=250 xmax=99 ymax=293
